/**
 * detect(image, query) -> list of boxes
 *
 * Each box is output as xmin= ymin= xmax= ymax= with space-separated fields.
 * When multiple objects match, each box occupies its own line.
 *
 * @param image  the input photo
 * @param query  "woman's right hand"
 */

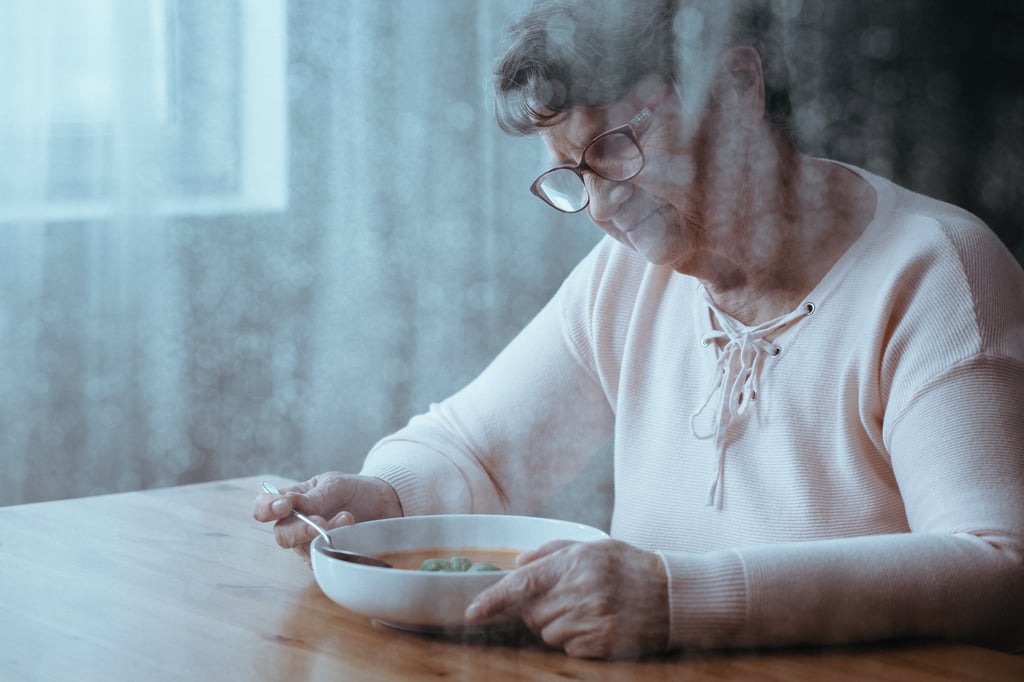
xmin=252 ymin=472 xmax=403 ymax=563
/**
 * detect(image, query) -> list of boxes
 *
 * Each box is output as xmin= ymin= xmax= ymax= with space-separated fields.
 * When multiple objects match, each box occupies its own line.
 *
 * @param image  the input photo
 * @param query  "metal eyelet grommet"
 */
xmin=804 ymin=302 xmax=816 ymax=316
xmin=770 ymin=345 xmax=782 ymax=357
xmin=701 ymin=339 xmax=710 ymax=347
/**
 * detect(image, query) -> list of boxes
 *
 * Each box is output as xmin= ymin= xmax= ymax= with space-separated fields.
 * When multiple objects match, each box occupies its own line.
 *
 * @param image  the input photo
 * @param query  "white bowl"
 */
xmin=310 ymin=514 xmax=609 ymax=630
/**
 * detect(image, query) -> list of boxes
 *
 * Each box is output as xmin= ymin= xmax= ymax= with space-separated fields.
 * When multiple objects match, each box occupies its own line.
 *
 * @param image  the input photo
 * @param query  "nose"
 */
xmin=584 ymin=174 xmax=633 ymax=223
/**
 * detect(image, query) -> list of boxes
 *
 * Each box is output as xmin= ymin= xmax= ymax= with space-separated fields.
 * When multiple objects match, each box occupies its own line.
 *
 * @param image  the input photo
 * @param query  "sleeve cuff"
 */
xmin=658 ymin=549 xmax=748 ymax=650
xmin=358 ymin=463 xmax=427 ymax=517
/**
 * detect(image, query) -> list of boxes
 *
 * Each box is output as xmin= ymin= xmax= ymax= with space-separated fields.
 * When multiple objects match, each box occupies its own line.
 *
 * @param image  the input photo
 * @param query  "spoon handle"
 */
xmin=261 ymin=481 xmax=333 ymax=546
xmin=290 ymin=510 xmax=333 ymax=545
xmin=260 ymin=481 xmax=392 ymax=568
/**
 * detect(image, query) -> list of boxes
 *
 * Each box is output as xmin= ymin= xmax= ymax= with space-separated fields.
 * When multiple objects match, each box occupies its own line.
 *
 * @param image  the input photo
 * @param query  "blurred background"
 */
xmin=1 ymin=1 xmax=1022 ymax=527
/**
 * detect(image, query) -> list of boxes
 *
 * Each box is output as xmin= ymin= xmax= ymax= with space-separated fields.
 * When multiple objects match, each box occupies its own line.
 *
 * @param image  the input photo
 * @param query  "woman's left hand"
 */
xmin=465 ymin=538 xmax=669 ymax=659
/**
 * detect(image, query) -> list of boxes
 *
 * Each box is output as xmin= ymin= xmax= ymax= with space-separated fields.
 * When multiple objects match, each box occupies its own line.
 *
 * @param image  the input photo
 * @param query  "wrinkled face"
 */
xmin=538 ymin=83 xmax=741 ymax=272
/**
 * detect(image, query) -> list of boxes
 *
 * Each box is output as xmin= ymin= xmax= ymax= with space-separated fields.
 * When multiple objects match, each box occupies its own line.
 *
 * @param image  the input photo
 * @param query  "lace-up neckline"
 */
xmin=690 ymin=286 xmax=816 ymax=507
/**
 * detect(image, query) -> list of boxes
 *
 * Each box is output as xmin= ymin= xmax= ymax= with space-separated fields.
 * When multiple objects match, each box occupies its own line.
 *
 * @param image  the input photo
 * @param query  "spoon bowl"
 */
xmin=261 ymin=481 xmax=392 ymax=568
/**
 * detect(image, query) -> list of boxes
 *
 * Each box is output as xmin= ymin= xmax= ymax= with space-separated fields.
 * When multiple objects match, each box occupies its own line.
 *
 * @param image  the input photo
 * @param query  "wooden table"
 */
xmin=1 ymin=475 xmax=1021 ymax=681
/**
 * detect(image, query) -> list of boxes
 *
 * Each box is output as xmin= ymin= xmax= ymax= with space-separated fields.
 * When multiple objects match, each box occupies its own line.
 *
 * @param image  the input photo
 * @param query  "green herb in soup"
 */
xmin=418 ymin=556 xmax=501 ymax=572
xmin=375 ymin=547 xmax=520 ymax=571
xmin=419 ymin=558 xmax=450 ymax=572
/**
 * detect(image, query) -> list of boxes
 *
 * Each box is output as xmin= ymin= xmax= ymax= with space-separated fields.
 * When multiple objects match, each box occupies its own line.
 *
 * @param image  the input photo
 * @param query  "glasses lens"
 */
xmin=584 ymin=132 xmax=643 ymax=181
xmin=536 ymin=168 xmax=587 ymax=212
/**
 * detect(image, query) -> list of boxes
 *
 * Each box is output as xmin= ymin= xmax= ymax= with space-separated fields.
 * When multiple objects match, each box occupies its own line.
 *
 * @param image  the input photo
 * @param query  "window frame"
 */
xmin=0 ymin=0 xmax=288 ymax=223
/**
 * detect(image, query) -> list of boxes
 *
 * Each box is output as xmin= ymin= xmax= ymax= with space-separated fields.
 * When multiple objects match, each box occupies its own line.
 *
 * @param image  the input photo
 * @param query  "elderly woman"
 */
xmin=254 ymin=0 xmax=1024 ymax=659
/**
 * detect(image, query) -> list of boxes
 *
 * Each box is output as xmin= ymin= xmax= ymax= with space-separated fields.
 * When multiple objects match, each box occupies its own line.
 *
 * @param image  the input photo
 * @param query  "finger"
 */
xmin=290 ymin=512 xmax=351 ymax=567
xmin=464 ymin=557 xmax=560 ymax=623
xmin=520 ymin=591 xmax=574 ymax=635
xmin=273 ymin=514 xmax=321 ymax=550
xmin=536 ymin=613 xmax=585 ymax=653
xmin=324 ymin=510 xmax=356 ymax=529
xmin=261 ymin=476 xmax=343 ymax=524
xmin=253 ymin=491 xmax=294 ymax=522
xmin=288 ymin=474 xmax=350 ymax=517
xmin=253 ymin=476 xmax=320 ymax=522
xmin=516 ymin=539 xmax=578 ymax=567
xmin=533 ymin=610 xmax=617 ymax=659
xmin=562 ymin=632 xmax=612 ymax=660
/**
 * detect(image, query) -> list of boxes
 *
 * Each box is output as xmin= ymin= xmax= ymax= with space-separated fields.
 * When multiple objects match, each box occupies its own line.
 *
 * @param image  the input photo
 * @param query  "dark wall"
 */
xmin=792 ymin=0 xmax=1024 ymax=264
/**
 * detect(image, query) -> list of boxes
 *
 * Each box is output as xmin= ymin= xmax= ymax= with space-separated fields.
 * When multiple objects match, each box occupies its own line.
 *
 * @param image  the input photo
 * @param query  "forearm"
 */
xmin=661 ymin=531 xmax=1024 ymax=652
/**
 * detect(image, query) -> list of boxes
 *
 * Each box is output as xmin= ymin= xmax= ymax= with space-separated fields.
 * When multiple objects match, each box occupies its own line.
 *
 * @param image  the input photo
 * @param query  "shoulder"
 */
xmin=556 ymin=236 xmax=694 ymax=370
xmin=853 ymin=167 xmax=1024 ymax=359
xmin=831 ymin=166 xmax=1024 ymax=430
xmin=558 ymin=236 xmax=655 ymax=323
xmin=864 ymin=168 xmax=1018 ymax=289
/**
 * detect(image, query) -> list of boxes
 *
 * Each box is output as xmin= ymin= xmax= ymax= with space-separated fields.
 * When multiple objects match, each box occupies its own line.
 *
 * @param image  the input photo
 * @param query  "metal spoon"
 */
xmin=261 ymin=481 xmax=392 ymax=568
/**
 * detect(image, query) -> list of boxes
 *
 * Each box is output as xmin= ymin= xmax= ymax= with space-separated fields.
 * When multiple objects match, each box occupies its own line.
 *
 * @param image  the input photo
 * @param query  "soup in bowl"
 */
xmin=310 ymin=514 xmax=609 ymax=631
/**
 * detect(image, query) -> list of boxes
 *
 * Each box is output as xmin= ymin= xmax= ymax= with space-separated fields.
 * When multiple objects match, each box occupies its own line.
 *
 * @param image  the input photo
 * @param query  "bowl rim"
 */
xmin=310 ymin=513 xmax=610 ymax=574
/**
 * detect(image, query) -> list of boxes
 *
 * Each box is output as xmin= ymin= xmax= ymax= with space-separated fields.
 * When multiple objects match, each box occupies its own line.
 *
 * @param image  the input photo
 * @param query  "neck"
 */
xmin=679 ymin=142 xmax=874 ymax=325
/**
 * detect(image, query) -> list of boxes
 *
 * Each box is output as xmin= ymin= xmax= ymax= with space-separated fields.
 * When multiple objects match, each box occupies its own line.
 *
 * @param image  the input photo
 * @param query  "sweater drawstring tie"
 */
xmin=690 ymin=287 xmax=814 ymax=508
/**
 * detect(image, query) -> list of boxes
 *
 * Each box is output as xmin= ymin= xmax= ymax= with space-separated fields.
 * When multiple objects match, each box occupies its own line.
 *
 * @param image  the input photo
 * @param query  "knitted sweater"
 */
xmin=360 ymin=164 xmax=1024 ymax=651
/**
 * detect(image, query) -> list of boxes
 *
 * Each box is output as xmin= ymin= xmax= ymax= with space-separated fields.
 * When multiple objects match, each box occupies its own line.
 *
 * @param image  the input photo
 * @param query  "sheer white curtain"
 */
xmin=4 ymin=1 xmax=1017 ymax=526
xmin=1 ymin=0 xmax=186 ymax=502
xmin=0 ymin=0 xmax=608 ymax=518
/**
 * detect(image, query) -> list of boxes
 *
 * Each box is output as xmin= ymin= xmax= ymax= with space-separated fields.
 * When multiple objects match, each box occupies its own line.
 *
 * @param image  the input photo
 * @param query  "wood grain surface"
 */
xmin=1 ymin=475 xmax=1020 ymax=681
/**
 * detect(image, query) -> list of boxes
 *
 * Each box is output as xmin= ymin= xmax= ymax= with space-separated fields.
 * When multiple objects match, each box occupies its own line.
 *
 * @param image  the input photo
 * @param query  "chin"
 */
xmin=640 ymin=250 xmax=677 ymax=267
xmin=626 ymin=209 xmax=692 ymax=269
xmin=628 ymin=233 xmax=688 ymax=269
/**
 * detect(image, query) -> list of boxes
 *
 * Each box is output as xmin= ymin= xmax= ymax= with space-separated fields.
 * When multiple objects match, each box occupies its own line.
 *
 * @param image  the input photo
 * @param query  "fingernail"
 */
xmin=464 ymin=601 xmax=481 ymax=621
xmin=271 ymin=498 xmax=290 ymax=515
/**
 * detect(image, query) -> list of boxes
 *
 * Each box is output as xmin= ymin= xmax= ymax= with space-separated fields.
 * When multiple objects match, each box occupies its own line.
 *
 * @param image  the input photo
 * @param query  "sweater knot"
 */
xmin=690 ymin=286 xmax=815 ymax=508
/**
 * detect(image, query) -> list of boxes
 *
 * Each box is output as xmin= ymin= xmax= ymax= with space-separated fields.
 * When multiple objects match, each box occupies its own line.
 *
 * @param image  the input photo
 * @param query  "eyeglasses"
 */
xmin=530 ymin=107 xmax=654 ymax=213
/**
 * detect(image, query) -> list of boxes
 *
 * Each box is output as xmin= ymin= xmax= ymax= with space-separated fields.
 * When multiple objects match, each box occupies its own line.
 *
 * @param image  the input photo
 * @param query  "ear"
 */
xmin=715 ymin=46 xmax=766 ymax=127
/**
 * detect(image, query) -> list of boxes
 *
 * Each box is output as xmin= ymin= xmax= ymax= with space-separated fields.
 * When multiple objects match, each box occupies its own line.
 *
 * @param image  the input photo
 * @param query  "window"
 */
xmin=0 ymin=0 xmax=288 ymax=222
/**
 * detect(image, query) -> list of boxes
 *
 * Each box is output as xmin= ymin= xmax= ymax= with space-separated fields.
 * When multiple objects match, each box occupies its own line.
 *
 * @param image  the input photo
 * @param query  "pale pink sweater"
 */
xmin=361 ymin=165 xmax=1024 ymax=652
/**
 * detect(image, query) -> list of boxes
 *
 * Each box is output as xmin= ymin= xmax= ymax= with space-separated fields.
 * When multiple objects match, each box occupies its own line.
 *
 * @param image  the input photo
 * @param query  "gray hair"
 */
xmin=493 ymin=0 xmax=680 ymax=135
xmin=493 ymin=0 xmax=794 ymax=139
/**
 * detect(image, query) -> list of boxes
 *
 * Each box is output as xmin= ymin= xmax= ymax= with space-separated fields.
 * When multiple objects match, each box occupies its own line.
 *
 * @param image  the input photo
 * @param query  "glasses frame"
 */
xmin=530 ymin=106 xmax=655 ymax=214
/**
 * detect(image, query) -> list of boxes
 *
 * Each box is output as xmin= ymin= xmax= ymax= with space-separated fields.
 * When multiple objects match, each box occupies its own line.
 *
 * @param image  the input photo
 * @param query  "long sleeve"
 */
xmin=360 ymin=255 xmax=615 ymax=517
